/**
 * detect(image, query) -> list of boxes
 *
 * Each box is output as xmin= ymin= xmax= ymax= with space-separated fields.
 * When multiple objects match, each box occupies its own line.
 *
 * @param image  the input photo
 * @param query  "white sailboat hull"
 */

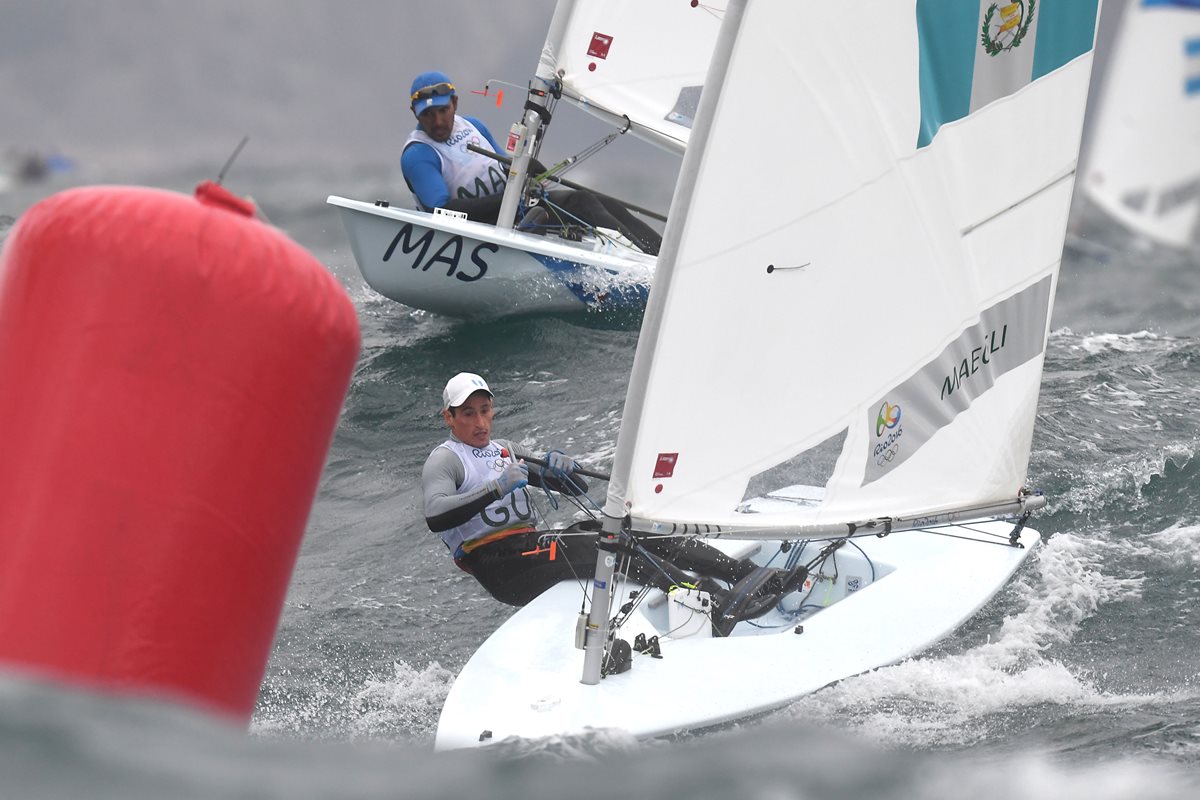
xmin=327 ymin=196 xmax=655 ymax=319
xmin=435 ymin=520 xmax=1038 ymax=750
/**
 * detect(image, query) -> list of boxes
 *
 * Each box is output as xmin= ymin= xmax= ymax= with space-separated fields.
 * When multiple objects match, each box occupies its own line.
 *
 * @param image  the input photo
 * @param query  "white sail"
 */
xmin=541 ymin=0 xmax=726 ymax=154
xmin=605 ymin=1 xmax=1100 ymax=534
xmin=1079 ymin=0 xmax=1200 ymax=250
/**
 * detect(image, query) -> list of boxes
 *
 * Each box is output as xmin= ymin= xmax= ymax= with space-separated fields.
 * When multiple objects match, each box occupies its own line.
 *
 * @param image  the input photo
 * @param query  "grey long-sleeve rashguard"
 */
xmin=421 ymin=438 xmax=588 ymax=534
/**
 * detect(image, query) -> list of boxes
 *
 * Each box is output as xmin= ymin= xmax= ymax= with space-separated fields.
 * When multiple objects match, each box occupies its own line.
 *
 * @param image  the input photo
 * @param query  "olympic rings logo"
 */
xmin=875 ymin=445 xmax=900 ymax=467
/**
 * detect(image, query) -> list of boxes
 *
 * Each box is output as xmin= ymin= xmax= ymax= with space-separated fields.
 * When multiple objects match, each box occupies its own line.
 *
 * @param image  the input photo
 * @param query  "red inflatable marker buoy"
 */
xmin=0 ymin=181 xmax=360 ymax=722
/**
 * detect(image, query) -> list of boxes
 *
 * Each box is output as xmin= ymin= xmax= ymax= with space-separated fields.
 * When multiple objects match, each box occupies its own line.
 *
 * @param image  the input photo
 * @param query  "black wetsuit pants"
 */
xmin=456 ymin=527 xmax=754 ymax=607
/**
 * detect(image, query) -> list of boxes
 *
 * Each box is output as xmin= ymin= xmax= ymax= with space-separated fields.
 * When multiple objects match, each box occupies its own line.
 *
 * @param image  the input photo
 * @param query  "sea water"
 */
xmin=2 ymin=159 xmax=1200 ymax=799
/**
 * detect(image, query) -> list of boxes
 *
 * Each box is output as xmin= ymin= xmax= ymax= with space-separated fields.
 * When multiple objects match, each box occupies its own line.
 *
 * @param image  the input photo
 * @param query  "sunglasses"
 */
xmin=411 ymin=82 xmax=456 ymax=104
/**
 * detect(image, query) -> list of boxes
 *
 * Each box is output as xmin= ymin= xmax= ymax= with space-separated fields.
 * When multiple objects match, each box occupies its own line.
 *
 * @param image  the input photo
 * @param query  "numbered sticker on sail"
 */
xmin=863 ymin=276 xmax=1052 ymax=486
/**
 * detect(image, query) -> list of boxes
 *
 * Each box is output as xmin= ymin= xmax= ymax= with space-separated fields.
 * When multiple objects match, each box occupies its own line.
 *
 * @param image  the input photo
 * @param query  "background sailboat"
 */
xmin=328 ymin=1 xmax=724 ymax=319
xmin=1077 ymin=0 xmax=1200 ymax=251
xmin=435 ymin=0 xmax=1102 ymax=749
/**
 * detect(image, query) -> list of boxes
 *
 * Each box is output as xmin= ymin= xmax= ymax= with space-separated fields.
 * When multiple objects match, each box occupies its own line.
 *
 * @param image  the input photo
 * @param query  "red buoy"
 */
xmin=0 ymin=182 xmax=360 ymax=722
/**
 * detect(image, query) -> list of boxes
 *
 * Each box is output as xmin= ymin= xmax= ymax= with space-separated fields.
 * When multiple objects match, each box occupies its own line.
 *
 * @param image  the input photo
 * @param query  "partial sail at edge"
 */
xmin=542 ymin=0 xmax=726 ymax=154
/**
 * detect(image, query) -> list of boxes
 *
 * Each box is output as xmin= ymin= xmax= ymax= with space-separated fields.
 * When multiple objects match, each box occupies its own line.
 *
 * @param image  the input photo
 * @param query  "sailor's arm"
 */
xmin=421 ymin=448 xmax=498 ymax=532
xmin=401 ymin=142 xmax=451 ymax=210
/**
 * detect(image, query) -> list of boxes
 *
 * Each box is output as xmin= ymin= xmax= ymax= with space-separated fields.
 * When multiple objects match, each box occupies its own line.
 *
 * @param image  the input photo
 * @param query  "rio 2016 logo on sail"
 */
xmin=874 ymin=400 xmax=902 ymax=466
xmin=382 ymin=223 xmax=498 ymax=283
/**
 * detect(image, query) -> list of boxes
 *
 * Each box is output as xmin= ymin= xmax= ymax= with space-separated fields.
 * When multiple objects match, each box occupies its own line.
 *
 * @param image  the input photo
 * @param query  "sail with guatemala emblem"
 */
xmin=610 ymin=0 xmax=1100 ymax=533
xmin=1077 ymin=0 xmax=1200 ymax=251
xmin=434 ymin=0 xmax=1102 ymax=749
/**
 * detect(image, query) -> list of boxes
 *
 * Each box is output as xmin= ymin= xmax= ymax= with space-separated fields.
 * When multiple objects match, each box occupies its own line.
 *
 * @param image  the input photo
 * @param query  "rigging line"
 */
xmin=525 ymin=468 xmax=601 ymax=521
xmin=467 ymin=143 xmax=668 ymax=221
xmin=611 ymin=582 xmax=655 ymax=634
xmin=531 ymin=473 xmax=601 ymax=517
xmin=914 ymin=527 xmax=1024 ymax=547
xmin=532 ymin=191 xmax=625 ymax=251
xmin=537 ymin=130 xmax=622 ymax=181
xmin=843 ymin=537 xmax=877 ymax=582
xmin=554 ymin=86 xmax=690 ymax=149
xmin=952 ymin=521 xmax=1018 ymax=540
xmin=540 ymin=194 xmax=604 ymax=236
xmin=664 ymin=608 xmax=711 ymax=638
xmin=559 ymin=527 xmax=620 ymax=610
xmin=607 ymin=551 xmax=641 ymax=635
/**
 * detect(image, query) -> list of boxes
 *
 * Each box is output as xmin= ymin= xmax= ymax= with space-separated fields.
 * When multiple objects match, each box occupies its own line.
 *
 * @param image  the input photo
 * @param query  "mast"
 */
xmin=580 ymin=0 xmax=748 ymax=686
xmin=494 ymin=0 xmax=577 ymax=230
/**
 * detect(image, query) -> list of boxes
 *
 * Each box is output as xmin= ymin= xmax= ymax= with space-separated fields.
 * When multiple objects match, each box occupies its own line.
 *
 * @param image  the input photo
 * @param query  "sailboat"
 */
xmin=327 ymin=2 xmax=724 ymax=319
xmin=1077 ymin=0 xmax=1200 ymax=251
xmin=434 ymin=0 xmax=1102 ymax=750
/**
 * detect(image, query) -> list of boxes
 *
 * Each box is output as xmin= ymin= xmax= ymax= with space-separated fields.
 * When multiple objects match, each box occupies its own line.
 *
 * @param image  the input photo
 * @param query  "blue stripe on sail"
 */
xmin=915 ymin=0 xmax=978 ymax=148
xmin=1188 ymin=38 xmax=1200 ymax=96
xmin=1031 ymin=0 xmax=1100 ymax=80
xmin=1142 ymin=0 xmax=1200 ymax=9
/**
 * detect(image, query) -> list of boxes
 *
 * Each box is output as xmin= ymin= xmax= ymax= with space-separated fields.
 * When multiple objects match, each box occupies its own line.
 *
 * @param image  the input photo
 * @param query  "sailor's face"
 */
xmin=444 ymin=391 xmax=493 ymax=447
xmin=416 ymin=96 xmax=458 ymax=142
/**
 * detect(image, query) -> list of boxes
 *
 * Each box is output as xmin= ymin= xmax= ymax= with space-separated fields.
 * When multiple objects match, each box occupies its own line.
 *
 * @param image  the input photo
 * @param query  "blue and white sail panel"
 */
xmin=1187 ymin=35 xmax=1200 ymax=95
xmin=606 ymin=1 xmax=1099 ymax=533
xmin=917 ymin=1 xmax=1100 ymax=147
xmin=1142 ymin=0 xmax=1200 ymax=96
xmin=1079 ymin=0 xmax=1200 ymax=249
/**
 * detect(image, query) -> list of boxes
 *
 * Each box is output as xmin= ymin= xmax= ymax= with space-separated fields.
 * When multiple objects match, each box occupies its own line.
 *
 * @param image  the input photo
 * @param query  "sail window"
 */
xmin=736 ymin=427 xmax=846 ymax=512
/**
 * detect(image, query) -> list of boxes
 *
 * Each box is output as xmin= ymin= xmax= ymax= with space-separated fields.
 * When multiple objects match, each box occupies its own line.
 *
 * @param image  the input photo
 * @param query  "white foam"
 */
xmin=1140 ymin=521 xmax=1200 ymax=565
xmin=349 ymin=661 xmax=456 ymax=742
xmin=773 ymin=534 xmax=1174 ymax=747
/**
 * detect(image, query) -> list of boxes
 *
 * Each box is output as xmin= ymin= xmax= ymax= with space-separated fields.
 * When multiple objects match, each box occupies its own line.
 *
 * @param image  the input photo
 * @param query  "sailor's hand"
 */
xmin=497 ymin=460 xmax=529 ymax=495
xmin=545 ymin=450 xmax=576 ymax=476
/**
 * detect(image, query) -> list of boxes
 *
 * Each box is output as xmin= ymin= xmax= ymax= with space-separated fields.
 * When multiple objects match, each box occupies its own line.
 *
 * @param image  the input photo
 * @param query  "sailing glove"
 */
xmin=497 ymin=460 xmax=529 ymax=495
xmin=545 ymin=450 xmax=576 ymax=476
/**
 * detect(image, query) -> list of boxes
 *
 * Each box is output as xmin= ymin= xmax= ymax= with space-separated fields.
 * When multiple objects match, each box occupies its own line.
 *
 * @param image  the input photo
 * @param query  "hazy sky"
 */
xmin=1 ymin=0 xmax=572 ymax=167
xmin=2 ymin=1 xmax=1125 ymax=190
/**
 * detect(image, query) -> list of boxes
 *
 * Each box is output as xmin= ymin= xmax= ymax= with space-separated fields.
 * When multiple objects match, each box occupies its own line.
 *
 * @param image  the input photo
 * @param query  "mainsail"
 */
xmin=603 ymin=1 xmax=1100 ymax=536
xmin=1079 ymin=0 xmax=1200 ymax=249
xmin=541 ymin=0 xmax=726 ymax=154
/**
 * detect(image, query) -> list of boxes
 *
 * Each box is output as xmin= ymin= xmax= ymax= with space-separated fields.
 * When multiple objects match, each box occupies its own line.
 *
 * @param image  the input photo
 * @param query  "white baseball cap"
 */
xmin=442 ymin=372 xmax=492 ymax=410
